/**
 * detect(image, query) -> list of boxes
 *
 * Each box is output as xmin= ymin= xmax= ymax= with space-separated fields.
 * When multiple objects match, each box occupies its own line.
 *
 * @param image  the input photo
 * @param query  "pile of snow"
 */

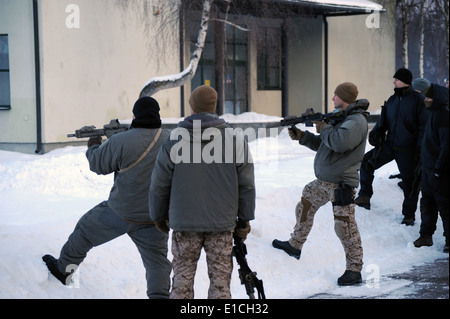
xmin=157 ymin=112 xmax=281 ymax=125
xmin=0 ymin=113 xmax=446 ymax=299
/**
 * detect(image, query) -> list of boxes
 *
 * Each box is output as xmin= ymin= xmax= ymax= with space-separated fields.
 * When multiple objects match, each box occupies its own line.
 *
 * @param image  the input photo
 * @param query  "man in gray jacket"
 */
xmin=42 ymin=97 xmax=171 ymax=298
xmin=149 ymin=85 xmax=255 ymax=298
xmin=273 ymin=82 xmax=369 ymax=286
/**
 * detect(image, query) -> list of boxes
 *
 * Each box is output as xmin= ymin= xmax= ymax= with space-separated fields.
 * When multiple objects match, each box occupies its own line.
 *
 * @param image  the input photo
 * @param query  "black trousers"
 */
xmin=419 ymin=166 xmax=449 ymax=238
xmin=359 ymin=143 xmax=419 ymax=218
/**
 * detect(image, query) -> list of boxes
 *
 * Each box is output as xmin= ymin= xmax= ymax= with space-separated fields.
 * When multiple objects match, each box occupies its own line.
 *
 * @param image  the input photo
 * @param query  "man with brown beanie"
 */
xmin=150 ymin=85 xmax=255 ymax=298
xmin=355 ymin=68 xmax=427 ymax=226
xmin=273 ymin=82 xmax=370 ymax=286
xmin=42 ymin=96 xmax=172 ymax=298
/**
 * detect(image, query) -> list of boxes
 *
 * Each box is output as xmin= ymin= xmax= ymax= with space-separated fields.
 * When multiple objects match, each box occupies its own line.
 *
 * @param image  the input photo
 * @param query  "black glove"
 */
xmin=87 ymin=136 xmax=102 ymax=148
xmin=155 ymin=220 xmax=170 ymax=234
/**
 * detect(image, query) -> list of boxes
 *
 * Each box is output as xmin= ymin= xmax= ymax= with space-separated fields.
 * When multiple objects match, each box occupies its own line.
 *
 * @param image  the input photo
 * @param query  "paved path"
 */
xmin=309 ymin=257 xmax=449 ymax=299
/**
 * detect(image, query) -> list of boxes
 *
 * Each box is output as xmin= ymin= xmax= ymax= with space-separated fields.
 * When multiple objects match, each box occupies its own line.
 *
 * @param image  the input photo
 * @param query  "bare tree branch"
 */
xmin=139 ymin=0 xmax=213 ymax=97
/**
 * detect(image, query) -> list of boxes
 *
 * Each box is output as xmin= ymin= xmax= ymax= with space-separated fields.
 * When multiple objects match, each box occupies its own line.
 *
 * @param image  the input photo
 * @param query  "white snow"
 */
xmin=0 ymin=113 xmax=446 ymax=299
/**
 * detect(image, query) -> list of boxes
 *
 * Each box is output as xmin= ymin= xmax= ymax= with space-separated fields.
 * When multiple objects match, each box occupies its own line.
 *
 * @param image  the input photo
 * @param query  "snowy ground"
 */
xmin=0 ymin=113 xmax=447 ymax=299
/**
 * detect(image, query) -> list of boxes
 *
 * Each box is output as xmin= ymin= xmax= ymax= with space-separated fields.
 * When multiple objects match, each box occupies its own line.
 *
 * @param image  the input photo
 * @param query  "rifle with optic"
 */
xmin=266 ymin=108 xmax=345 ymax=128
xmin=67 ymin=119 xmax=131 ymax=139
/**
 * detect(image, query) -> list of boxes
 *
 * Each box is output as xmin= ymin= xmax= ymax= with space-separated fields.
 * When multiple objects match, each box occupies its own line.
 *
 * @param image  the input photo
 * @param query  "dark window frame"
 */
xmin=0 ymin=34 xmax=11 ymax=110
xmin=257 ymin=27 xmax=282 ymax=91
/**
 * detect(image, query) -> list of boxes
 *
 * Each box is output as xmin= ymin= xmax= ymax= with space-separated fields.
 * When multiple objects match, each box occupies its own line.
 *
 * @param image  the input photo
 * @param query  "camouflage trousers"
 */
xmin=289 ymin=179 xmax=363 ymax=272
xmin=171 ymin=231 xmax=233 ymax=299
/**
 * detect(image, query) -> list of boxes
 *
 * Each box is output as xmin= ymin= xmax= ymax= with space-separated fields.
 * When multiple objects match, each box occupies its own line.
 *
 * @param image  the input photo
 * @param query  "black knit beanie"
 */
xmin=393 ymin=68 xmax=413 ymax=85
xmin=131 ymin=96 xmax=162 ymax=128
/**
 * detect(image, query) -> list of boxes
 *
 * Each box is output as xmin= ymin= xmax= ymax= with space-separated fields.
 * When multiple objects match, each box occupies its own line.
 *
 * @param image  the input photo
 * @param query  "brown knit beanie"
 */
xmin=189 ymin=85 xmax=218 ymax=113
xmin=334 ymin=82 xmax=358 ymax=104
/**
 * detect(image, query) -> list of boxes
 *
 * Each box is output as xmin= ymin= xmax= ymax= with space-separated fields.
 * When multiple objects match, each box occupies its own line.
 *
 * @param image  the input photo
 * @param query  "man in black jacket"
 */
xmin=355 ymin=68 xmax=427 ymax=225
xmin=413 ymin=84 xmax=449 ymax=252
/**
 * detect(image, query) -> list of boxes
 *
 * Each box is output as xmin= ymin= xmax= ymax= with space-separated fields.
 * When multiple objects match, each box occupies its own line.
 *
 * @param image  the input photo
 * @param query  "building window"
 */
xmin=0 ymin=34 xmax=11 ymax=110
xmin=257 ymin=27 xmax=281 ymax=90
xmin=224 ymin=23 xmax=248 ymax=115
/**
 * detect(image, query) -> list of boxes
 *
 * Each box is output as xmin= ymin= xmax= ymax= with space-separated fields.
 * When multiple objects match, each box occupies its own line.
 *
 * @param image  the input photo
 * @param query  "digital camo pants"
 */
xmin=289 ymin=179 xmax=363 ymax=272
xmin=171 ymin=231 xmax=233 ymax=299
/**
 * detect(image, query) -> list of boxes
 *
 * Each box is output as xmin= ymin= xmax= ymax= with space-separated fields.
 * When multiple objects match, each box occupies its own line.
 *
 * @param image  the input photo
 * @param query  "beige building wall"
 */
xmin=287 ymin=16 xmax=325 ymax=116
xmin=0 ymin=0 xmax=37 ymax=151
xmin=39 ymin=0 xmax=181 ymax=147
xmin=327 ymin=1 xmax=396 ymax=113
xmin=1 ymin=0 xmax=394 ymax=153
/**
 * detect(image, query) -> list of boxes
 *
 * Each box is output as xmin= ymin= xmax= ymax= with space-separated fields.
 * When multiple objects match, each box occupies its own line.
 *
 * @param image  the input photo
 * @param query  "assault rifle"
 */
xmin=67 ymin=119 xmax=131 ymax=139
xmin=266 ymin=108 xmax=345 ymax=128
xmin=233 ymin=233 xmax=266 ymax=299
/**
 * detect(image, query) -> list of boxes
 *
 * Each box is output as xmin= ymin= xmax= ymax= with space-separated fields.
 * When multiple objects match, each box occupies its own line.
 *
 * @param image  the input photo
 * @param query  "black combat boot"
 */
xmin=354 ymin=195 xmax=371 ymax=210
xmin=337 ymin=270 xmax=362 ymax=286
xmin=272 ymin=239 xmax=301 ymax=260
xmin=401 ymin=216 xmax=415 ymax=226
xmin=42 ymin=254 xmax=69 ymax=285
xmin=413 ymin=235 xmax=433 ymax=248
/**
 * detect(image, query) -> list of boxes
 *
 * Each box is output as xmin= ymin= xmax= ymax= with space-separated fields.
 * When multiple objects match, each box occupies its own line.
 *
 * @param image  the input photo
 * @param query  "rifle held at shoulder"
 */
xmin=266 ymin=108 xmax=345 ymax=128
xmin=67 ymin=119 xmax=131 ymax=139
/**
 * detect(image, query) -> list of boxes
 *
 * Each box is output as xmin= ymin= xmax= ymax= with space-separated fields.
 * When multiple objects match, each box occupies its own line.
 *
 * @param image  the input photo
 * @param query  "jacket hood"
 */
xmin=346 ymin=99 xmax=370 ymax=118
xmin=428 ymin=84 xmax=449 ymax=110
xmin=178 ymin=112 xmax=227 ymax=130
xmin=176 ymin=112 xmax=228 ymax=144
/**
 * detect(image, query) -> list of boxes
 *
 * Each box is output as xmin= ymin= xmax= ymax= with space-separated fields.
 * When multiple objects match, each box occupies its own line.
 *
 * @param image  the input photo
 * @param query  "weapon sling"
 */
xmin=118 ymin=128 xmax=162 ymax=174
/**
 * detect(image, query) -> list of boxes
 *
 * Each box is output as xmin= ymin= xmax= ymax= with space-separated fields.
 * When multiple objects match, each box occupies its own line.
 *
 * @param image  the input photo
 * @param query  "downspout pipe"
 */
xmin=179 ymin=3 xmax=185 ymax=117
xmin=281 ymin=22 xmax=288 ymax=117
xmin=33 ymin=0 xmax=42 ymax=154
xmin=323 ymin=15 xmax=328 ymax=114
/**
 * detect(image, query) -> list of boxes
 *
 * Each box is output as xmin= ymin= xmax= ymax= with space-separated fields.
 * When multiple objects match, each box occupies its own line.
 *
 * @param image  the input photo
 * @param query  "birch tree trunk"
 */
xmin=400 ymin=0 xmax=409 ymax=68
xmin=139 ymin=0 xmax=213 ymax=97
xmin=435 ymin=0 xmax=449 ymax=70
xmin=418 ymin=0 xmax=425 ymax=77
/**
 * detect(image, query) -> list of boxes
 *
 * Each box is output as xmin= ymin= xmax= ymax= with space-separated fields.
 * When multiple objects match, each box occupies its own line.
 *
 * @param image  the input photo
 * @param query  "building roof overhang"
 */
xmin=210 ymin=0 xmax=385 ymax=19
xmin=262 ymin=0 xmax=385 ymax=17
xmin=286 ymin=0 xmax=384 ymax=16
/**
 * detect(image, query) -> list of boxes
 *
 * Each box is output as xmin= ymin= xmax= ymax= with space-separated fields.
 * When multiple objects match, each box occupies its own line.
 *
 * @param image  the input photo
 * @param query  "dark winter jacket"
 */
xmin=299 ymin=99 xmax=370 ymax=188
xmin=372 ymin=85 xmax=427 ymax=151
xmin=421 ymin=84 xmax=449 ymax=175
xmin=86 ymin=127 xmax=170 ymax=223
xmin=149 ymin=113 xmax=255 ymax=232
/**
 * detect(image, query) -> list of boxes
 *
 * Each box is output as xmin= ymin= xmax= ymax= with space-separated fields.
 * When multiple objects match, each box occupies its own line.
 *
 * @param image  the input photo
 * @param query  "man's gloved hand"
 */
xmin=234 ymin=219 xmax=251 ymax=240
xmin=87 ymin=136 xmax=102 ymax=148
xmin=312 ymin=120 xmax=326 ymax=134
xmin=155 ymin=220 xmax=170 ymax=234
xmin=288 ymin=126 xmax=304 ymax=141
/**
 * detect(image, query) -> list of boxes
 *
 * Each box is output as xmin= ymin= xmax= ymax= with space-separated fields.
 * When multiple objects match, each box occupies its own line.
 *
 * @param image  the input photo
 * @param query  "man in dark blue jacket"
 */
xmin=413 ymin=84 xmax=449 ymax=252
xmin=355 ymin=68 xmax=427 ymax=225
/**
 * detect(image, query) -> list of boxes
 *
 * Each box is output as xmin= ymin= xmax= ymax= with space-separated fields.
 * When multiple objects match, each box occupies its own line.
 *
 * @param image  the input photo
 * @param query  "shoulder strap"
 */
xmin=119 ymin=128 xmax=162 ymax=174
